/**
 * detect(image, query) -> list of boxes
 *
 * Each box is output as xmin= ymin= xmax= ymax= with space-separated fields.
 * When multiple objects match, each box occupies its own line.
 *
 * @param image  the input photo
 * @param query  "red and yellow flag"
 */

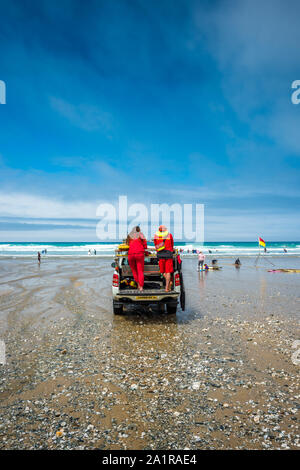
xmin=258 ymin=237 xmax=266 ymax=247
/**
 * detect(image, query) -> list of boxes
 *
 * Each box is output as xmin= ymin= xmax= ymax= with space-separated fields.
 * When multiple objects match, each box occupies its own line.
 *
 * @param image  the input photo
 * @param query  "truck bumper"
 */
xmin=113 ymin=291 xmax=179 ymax=304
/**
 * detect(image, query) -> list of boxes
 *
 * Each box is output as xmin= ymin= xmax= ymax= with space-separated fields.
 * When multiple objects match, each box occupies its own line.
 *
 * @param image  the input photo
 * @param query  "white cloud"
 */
xmin=0 ymin=188 xmax=298 ymax=241
xmin=0 ymin=192 xmax=98 ymax=219
xmin=151 ymin=182 xmax=300 ymax=201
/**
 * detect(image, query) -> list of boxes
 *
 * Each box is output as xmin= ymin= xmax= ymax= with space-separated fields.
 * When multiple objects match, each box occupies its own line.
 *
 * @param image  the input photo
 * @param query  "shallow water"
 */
xmin=0 ymin=256 xmax=299 ymax=335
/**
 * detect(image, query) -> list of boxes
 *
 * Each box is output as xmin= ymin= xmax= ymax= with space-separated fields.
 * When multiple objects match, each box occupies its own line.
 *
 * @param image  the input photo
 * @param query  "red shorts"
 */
xmin=159 ymin=258 xmax=174 ymax=273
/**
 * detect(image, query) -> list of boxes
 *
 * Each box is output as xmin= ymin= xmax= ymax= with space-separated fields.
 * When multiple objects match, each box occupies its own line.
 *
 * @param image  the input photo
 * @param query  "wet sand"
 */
xmin=0 ymin=257 xmax=299 ymax=449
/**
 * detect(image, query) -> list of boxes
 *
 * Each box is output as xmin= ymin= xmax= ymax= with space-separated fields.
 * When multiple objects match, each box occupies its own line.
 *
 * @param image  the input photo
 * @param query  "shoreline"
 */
xmin=1 ymin=254 xmax=300 ymax=259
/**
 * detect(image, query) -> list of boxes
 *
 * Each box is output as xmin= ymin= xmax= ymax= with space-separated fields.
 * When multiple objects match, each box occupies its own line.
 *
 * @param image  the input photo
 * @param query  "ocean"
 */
xmin=0 ymin=241 xmax=299 ymax=257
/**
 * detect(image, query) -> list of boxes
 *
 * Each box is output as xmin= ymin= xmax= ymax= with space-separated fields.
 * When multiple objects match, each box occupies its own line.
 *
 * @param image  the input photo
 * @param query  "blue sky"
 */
xmin=0 ymin=0 xmax=299 ymax=241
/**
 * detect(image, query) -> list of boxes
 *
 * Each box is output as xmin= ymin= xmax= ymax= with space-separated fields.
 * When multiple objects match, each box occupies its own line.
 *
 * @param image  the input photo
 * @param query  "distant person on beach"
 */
xmin=283 ymin=248 xmax=287 ymax=253
xmin=94 ymin=249 xmax=96 ymax=255
xmin=264 ymin=247 xmax=267 ymax=253
xmin=126 ymin=226 xmax=147 ymax=292
xmin=235 ymin=258 xmax=241 ymax=267
xmin=154 ymin=225 xmax=174 ymax=292
xmin=37 ymin=252 xmax=41 ymax=264
xmin=198 ymin=251 xmax=205 ymax=271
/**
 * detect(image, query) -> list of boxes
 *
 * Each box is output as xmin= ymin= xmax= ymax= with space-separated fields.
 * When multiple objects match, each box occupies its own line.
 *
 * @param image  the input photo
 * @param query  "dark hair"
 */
xmin=136 ymin=226 xmax=140 ymax=232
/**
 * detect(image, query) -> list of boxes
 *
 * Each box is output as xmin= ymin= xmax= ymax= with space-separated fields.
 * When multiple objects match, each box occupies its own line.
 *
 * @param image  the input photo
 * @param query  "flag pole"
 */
xmin=254 ymin=237 xmax=260 ymax=266
xmin=256 ymin=237 xmax=275 ymax=267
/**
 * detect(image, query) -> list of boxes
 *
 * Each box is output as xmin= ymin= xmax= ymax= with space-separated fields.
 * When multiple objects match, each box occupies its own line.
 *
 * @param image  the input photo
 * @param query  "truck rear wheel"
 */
xmin=167 ymin=304 xmax=177 ymax=314
xmin=180 ymin=273 xmax=185 ymax=311
xmin=113 ymin=301 xmax=124 ymax=315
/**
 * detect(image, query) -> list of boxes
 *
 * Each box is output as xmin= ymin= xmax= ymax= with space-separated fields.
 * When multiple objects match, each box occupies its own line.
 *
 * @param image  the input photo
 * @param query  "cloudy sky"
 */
xmin=0 ymin=0 xmax=299 ymax=241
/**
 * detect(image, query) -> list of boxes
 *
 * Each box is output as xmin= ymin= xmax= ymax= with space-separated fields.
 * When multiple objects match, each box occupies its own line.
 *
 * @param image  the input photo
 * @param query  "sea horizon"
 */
xmin=1 ymin=240 xmax=299 ymax=257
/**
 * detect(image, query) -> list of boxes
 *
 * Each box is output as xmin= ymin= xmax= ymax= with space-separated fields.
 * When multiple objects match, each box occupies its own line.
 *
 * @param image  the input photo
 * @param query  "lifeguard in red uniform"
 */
xmin=154 ymin=225 xmax=174 ymax=292
xmin=126 ymin=226 xmax=147 ymax=291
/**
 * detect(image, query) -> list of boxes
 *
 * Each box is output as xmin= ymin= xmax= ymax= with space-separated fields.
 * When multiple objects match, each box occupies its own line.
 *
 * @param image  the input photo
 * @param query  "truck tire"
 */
xmin=158 ymin=303 xmax=165 ymax=313
xmin=180 ymin=288 xmax=185 ymax=311
xmin=167 ymin=304 xmax=177 ymax=314
xmin=113 ymin=301 xmax=124 ymax=315
xmin=180 ymin=273 xmax=185 ymax=311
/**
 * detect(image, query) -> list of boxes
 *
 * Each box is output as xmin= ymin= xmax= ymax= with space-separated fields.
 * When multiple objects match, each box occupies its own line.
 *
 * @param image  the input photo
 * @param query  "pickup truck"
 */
xmin=111 ymin=248 xmax=185 ymax=315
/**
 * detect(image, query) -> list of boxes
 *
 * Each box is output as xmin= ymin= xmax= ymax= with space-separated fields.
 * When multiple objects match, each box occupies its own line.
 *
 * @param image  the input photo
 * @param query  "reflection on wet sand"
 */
xmin=197 ymin=270 xmax=207 ymax=293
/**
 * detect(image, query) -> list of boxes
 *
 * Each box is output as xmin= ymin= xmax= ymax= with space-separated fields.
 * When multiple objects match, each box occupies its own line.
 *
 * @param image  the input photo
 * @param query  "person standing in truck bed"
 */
xmin=126 ymin=226 xmax=147 ymax=292
xmin=154 ymin=225 xmax=174 ymax=292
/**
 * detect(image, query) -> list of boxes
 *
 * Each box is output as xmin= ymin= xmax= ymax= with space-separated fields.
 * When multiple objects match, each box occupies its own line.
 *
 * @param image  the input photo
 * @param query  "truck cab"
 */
xmin=111 ymin=248 xmax=185 ymax=315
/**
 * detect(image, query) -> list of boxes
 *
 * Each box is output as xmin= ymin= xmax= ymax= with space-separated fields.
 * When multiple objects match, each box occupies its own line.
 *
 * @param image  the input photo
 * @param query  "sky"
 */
xmin=0 ymin=0 xmax=299 ymax=241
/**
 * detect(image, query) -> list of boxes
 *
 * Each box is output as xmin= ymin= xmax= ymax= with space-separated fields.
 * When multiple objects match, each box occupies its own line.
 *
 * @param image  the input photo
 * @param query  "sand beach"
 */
xmin=0 ymin=256 xmax=299 ymax=449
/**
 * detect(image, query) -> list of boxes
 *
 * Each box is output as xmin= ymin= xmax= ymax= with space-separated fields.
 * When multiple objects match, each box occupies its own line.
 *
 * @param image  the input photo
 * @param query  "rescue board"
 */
xmin=198 ymin=266 xmax=222 ymax=271
xmin=118 ymin=244 xmax=129 ymax=251
xmin=268 ymin=269 xmax=300 ymax=273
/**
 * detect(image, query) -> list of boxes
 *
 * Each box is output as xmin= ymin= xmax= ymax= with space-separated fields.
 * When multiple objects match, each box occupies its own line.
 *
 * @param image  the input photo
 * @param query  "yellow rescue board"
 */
xmin=118 ymin=244 xmax=129 ymax=251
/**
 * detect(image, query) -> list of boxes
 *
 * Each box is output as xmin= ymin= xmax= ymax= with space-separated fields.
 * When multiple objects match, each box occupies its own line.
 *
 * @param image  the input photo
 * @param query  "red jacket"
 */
xmin=128 ymin=234 xmax=147 ymax=255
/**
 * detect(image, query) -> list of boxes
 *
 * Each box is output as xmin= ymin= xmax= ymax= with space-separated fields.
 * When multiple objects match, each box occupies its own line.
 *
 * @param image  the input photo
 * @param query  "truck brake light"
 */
xmin=113 ymin=273 xmax=119 ymax=287
xmin=175 ymin=273 xmax=180 ymax=286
